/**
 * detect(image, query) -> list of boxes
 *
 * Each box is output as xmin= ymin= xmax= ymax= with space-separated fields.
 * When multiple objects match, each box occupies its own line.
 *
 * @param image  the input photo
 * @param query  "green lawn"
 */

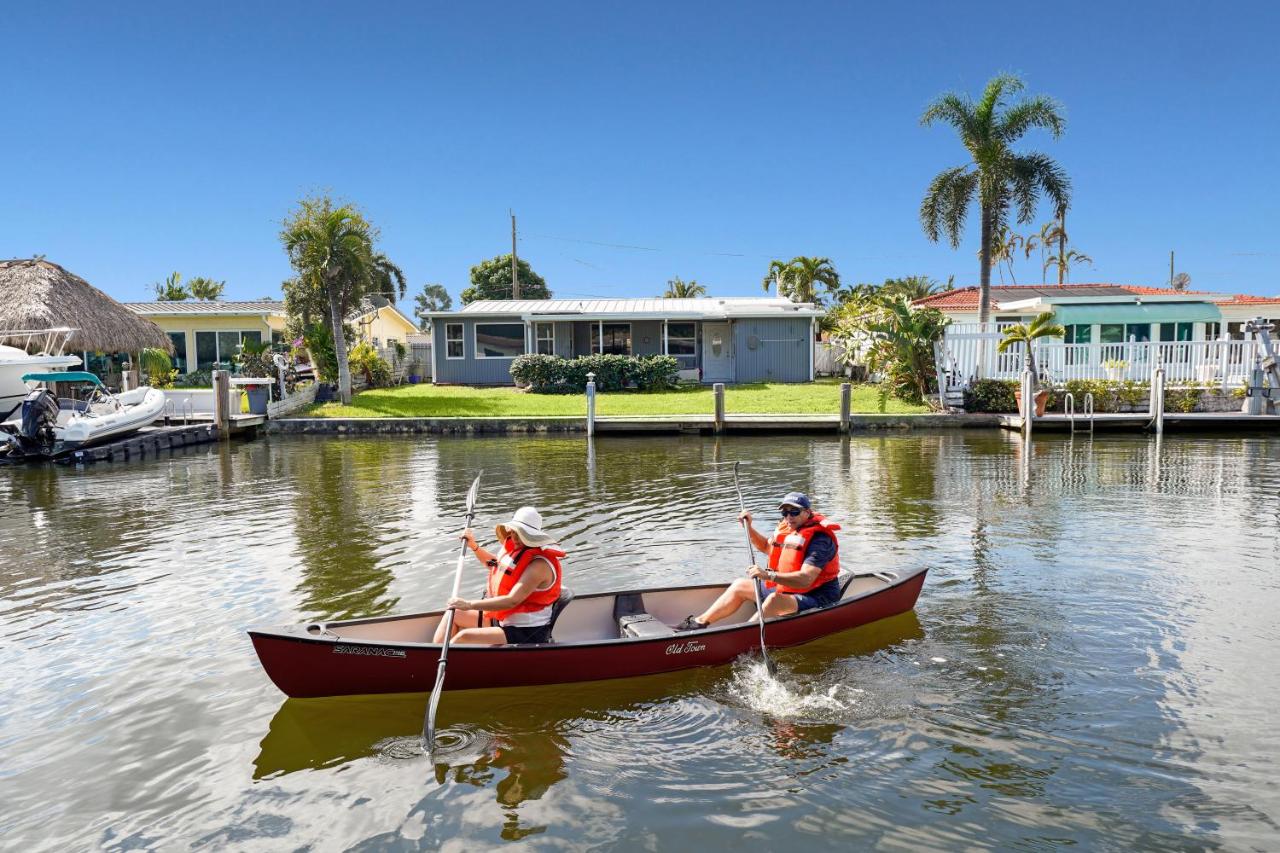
xmin=304 ymin=379 xmax=928 ymax=418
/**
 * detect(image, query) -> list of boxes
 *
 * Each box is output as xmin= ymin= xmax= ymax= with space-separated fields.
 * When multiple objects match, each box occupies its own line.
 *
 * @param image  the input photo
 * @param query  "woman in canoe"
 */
xmin=432 ymin=506 xmax=565 ymax=646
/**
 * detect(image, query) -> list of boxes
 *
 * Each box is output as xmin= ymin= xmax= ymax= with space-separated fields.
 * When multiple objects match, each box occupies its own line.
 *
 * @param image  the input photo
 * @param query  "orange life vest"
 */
xmin=765 ymin=513 xmax=840 ymax=594
xmin=486 ymin=540 xmax=564 ymax=622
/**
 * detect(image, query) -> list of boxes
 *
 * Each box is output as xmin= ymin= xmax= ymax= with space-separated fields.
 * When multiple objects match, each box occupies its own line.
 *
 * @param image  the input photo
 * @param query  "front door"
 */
xmin=701 ymin=322 xmax=734 ymax=382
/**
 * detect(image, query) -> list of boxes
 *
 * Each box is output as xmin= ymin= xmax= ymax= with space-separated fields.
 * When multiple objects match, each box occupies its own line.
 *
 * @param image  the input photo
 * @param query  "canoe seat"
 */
xmin=546 ymin=588 xmax=575 ymax=641
xmin=613 ymin=592 xmax=677 ymax=640
xmin=839 ymin=570 xmax=900 ymax=597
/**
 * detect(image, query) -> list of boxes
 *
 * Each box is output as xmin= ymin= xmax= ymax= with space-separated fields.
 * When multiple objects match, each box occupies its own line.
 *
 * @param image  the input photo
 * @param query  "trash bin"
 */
xmin=245 ymin=382 xmax=270 ymax=415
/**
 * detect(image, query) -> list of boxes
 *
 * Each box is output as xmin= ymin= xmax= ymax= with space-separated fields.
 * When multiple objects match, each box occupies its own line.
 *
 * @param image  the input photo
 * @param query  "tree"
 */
xmin=369 ymin=253 xmax=407 ymax=304
xmin=920 ymin=73 xmax=1071 ymax=328
xmin=187 ymin=276 xmax=226 ymax=301
xmin=997 ymin=311 xmax=1065 ymax=394
xmin=460 ymin=254 xmax=550 ymax=304
xmin=1042 ymin=248 xmax=1093 ymax=283
xmin=280 ymin=195 xmax=385 ymax=405
xmin=664 ymin=277 xmax=706 ymax=298
xmin=880 ymin=276 xmax=945 ymax=302
xmin=152 ymin=271 xmax=189 ymax=301
xmin=762 ymin=256 xmax=841 ymax=306
xmin=414 ymin=283 xmax=452 ymax=329
xmin=831 ymin=296 xmax=949 ymax=405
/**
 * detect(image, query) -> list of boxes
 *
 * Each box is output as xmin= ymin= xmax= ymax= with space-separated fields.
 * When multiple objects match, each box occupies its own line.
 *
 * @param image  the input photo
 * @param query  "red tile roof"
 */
xmin=914 ymin=283 xmax=1280 ymax=309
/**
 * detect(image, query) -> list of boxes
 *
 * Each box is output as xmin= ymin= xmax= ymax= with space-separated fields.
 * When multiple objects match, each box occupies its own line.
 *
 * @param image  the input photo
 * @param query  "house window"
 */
xmin=474 ymin=323 xmax=525 ymax=358
xmin=1159 ymin=323 xmax=1194 ymax=342
xmin=446 ymin=323 xmax=464 ymax=359
xmin=1206 ymin=322 xmax=1222 ymax=340
xmin=196 ymin=330 xmax=263 ymax=371
xmin=167 ymin=332 xmax=188 ymax=372
xmin=1125 ymin=323 xmax=1151 ymax=343
xmin=591 ymin=323 xmax=632 ymax=355
xmin=1063 ymin=324 xmax=1090 ymax=365
xmin=196 ymin=332 xmax=218 ymax=370
xmin=535 ymin=323 xmax=555 ymax=356
xmin=666 ymin=322 xmax=696 ymax=356
xmin=1099 ymin=324 xmax=1125 ymax=344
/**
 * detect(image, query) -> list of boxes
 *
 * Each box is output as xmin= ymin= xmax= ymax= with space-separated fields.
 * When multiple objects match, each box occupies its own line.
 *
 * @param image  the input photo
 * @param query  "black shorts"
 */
xmin=499 ymin=623 xmax=553 ymax=645
xmin=786 ymin=578 xmax=842 ymax=612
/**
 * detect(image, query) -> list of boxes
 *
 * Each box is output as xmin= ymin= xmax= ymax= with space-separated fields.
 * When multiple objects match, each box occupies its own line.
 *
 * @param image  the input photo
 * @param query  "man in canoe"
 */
xmin=678 ymin=491 xmax=841 ymax=631
xmin=432 ymin=506 xmax=565 ymax=646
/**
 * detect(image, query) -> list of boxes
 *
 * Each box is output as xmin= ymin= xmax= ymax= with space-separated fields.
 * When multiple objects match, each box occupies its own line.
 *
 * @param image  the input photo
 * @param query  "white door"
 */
xmin=702 ymin=322 xmax=734 ymax=382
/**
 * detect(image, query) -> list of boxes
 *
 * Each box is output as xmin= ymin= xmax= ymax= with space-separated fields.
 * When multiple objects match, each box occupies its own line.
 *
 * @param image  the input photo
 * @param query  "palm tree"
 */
xmin=370 ymin=253 xmax=407 ymax=304
xmin=1042 ymin=248 xmax=1093 ymax=283
xmin=664 ymin=277 xmax=707 ymax=298
xmin=187 ymin=276 xmax=225 ymax=301
xmin=920 ymin=74 xmax=1071 ymax=328
xmin=880 ymin=275 xmax=944 ymax=302
xmin=997 ymin=311 xmax=1065 ymax=395
xmin=987 ymin=227 xmax=1029 ymax=284
xmin=281 ymin=197 xmax=378 ymax=405
xmin=762 ymin=256 xmax=840 ymax=306
xmin=152 ymin=271 xmax=188 ymax=301
xmin=860 ymin=297 xmax=950 ymax=404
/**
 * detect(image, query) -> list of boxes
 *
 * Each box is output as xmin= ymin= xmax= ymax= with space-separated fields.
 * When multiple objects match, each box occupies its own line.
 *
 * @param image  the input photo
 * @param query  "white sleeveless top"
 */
xmin=496 ymin=553 xmax=559 ymax=627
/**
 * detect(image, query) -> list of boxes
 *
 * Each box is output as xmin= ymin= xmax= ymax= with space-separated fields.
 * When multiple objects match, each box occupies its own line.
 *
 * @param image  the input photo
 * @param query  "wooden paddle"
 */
xmin=423 ymin=471 xmax=483 ymax=753
xmin=729 ymin=461 xmax=776 ymax=675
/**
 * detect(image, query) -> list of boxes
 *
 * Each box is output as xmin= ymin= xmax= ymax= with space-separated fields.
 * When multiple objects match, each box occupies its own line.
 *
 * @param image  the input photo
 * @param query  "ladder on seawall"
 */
xmin=1244 ymin=318 xmax=1280 ymax=414
xmin=1063 ymin=392 xmax=1094 ymax=434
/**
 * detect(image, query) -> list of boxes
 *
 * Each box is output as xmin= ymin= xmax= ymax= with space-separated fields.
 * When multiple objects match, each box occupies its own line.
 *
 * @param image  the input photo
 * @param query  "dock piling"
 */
xmin=713 ymin=383 xmax=725 ymax=434
xmin=585 ymin=372 xmax=596 ymax=437
xmin=1151 ymin=367 xmax=1166 ymax=434
xmin=839 ymin=383 xmax=851 ymax=433
xmin=212 ymin=370 xmax=230 ymax=437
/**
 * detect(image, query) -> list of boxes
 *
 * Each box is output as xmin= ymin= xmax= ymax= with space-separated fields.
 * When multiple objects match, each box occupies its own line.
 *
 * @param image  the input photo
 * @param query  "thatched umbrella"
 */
xmin=0 ymin=258 xmax=172 ymax=353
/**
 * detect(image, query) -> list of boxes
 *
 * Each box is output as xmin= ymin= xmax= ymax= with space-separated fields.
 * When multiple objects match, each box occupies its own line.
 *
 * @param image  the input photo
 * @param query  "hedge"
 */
xmin=510 ymin=354 xmax=681 ymax=393
xmin=964 ymin=378 xmax=1221 ymax=414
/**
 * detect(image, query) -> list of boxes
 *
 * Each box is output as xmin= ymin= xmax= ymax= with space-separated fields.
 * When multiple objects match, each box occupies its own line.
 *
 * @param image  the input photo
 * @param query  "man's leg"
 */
xmin=760 ymin=591 xmax=800 ymax=619
xmin=695 ymin=578 xmax=757 ymax=625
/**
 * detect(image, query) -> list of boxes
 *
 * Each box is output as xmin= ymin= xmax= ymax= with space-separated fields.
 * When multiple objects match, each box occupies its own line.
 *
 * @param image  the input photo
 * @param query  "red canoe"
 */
xmin=248 ymin=567 xmax=928 ymax=698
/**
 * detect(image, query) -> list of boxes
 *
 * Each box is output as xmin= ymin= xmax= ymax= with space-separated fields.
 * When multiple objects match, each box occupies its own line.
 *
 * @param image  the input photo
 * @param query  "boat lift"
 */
xmin=1243 ymin=318 xmax=1279 ymax=416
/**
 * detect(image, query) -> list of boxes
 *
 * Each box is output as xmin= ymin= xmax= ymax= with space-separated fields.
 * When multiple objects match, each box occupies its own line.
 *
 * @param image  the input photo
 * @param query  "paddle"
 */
xmin=728 ymin=461 xmax=776 ymax=675
xmin=422 ymin=471 xmax=483 ymax=753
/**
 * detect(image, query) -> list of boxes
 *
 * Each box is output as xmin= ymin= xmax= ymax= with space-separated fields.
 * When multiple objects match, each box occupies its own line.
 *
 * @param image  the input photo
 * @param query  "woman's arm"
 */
xmin=448 ymin=558 xmax=553 ymax=612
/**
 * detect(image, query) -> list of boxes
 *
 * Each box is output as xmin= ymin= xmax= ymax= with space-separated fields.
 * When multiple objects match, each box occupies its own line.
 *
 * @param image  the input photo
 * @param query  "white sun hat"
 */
xmin=494 ymin=506 xmax=557 ymax=547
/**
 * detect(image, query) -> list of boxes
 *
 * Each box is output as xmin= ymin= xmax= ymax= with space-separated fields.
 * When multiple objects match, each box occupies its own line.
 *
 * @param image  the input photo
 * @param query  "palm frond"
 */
xmin=920 ymin=167 xmax=977 ymax=247
xmin=1009 ymin=152 xmax=1071 ymax=224
xmin=997 ymin=95 xmax=1066 ymax=142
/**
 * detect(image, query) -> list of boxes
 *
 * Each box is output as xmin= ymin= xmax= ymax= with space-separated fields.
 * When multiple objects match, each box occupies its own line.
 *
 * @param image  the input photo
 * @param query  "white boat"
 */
xmin=0 ymin=328 xmax=81 ymax=419
xmin=0 ymin=372 xmax=167 ymax=460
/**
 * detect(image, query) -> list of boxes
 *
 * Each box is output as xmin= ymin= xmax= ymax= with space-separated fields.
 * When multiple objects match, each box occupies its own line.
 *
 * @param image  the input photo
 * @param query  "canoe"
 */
xmin=248 ymin=566 xmax=928 ymax=698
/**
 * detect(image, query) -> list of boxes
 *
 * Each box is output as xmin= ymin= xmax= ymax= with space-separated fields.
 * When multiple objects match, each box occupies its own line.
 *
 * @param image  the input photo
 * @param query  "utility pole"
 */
xmin=1169 ymin=251 xmax=1174 ymax=289
xmin=510 ymin=210 xmax=520 ymax=300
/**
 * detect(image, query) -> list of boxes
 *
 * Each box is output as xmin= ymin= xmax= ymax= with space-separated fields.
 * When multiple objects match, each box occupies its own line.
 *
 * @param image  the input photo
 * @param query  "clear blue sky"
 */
xmin=3 ymin=1 xmax=1278 ymax=304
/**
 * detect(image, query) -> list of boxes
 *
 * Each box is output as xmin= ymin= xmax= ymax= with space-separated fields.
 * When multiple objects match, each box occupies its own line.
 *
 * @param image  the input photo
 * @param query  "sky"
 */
xmin=2 ymin=1 xmax=1278 ymax=306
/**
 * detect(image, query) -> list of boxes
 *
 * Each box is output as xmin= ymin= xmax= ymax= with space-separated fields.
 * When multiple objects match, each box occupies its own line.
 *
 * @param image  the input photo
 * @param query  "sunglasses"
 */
xmin=779 ymin=507 xmax=804 ymax=518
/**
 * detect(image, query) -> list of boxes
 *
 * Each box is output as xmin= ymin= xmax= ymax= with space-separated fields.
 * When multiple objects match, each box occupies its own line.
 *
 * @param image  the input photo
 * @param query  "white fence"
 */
xmin=937 ymin=328 xmax=1262 ymax=392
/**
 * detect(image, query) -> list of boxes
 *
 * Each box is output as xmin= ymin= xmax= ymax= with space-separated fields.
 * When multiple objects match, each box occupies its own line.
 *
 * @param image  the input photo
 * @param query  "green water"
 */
xmin=1 ymin=432 xmax=1278 ymax=849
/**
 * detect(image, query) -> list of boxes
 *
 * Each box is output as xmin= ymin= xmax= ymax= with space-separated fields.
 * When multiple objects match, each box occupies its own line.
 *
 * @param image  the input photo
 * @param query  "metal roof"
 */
xmin=124 ymin=300 xmax=286 ymax=316
xmin=436 ymin=297 xmax=823 ymax=318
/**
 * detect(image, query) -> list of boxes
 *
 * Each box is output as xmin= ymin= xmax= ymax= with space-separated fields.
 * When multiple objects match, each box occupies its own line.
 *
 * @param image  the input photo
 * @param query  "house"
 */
xmin=915 ymin=283 xmax=1280 ymax=344
xmin=424 ymin=297 xmax=825 ymax=385
xmin=124 ymin=299 xmax=287 ymax=373
xmin=350 ymin=299 xmax=422 ymax=349
xmin=919 ymin=284 xmax=1280 ymax=389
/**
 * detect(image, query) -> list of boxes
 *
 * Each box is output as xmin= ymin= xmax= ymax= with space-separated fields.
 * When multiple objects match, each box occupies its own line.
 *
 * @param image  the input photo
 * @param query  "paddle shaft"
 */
xmin=423 ymin=474 xmax=482 ymax=751
xmin=731 ymin=462 xmax=773 ymax=672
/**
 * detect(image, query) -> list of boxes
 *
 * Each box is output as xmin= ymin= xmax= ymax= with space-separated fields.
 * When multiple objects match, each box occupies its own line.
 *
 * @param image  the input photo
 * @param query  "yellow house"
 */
xmin=124 ymin=300 xmax=287 ymax=373
xmin=351 ymin=302 xmax=423 ymax=349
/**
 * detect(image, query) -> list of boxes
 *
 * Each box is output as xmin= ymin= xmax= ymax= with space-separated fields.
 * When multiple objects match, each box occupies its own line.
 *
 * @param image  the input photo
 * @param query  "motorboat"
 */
xmin=0 ymin=371 xmax=167 ymax=460
xmin=0 ymin=327 xmax=81 ymax=420
xmin=248 ymin=567 xmax=928 ymax=697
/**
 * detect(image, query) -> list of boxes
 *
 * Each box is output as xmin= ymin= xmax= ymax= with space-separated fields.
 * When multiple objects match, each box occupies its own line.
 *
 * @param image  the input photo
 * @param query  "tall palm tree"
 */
xmin=370 ymin=253 xmax=407 ymax=303
xmin=920 ymin=74 xmax=1072 ymax=327
xmin=664 ymin=276 xmax=707 ymax=298
xmin=152 ymin=271 xmax=188 ymax=301
xmin=881 ymin=275 xmax=944 ymax=302
xmin=1042 ymin=248 xmax=1093 ymax=283
xmin=281 ymin=197 xmax=378 ymax=405
xmin=187 ymin=276 xmax=226 ymax=301
xmin=762 ymin=256 xmax=841 ymax=306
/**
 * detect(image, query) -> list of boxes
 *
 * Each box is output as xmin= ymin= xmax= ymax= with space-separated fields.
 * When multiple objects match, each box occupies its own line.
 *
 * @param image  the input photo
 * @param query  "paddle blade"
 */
xmin=465 ymin=471 xmax=483 ymax=516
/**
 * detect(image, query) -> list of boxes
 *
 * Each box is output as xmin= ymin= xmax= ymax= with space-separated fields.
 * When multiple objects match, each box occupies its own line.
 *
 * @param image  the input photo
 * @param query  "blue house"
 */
xmin=425 ymin=297 xmax=824 ymax=385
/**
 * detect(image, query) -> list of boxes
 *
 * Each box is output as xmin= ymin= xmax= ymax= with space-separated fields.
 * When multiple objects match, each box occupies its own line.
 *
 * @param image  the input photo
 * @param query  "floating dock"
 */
xmin=60 ymin=414 xmax=265 ymax=465
xmin=998 ymin=412 xmax=1280 ymax=432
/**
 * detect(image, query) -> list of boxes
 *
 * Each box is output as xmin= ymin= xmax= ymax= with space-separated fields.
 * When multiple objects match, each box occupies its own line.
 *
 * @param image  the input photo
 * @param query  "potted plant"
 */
xmin=1103 ymin=358 xmax=1128 ymax=382
xmin=235 ymin=338 xmax=275 ymax=415
xmin=998 ymin=311 xmax=1065 ymax=417
xmin=407 ymin=360 xmax=422 ymax=384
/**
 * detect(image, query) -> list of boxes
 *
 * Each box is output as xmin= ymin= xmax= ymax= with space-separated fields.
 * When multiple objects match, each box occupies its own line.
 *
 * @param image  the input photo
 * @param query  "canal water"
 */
xmin=2 ymin=432 xmax=1278 ymax=850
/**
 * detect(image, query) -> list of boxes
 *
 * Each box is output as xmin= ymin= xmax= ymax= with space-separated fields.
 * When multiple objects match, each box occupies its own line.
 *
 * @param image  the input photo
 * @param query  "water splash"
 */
xmin=374 ymin=726 xmax=489 ymax=763
xmin=724 ymin=658 xmax=863 ymax=722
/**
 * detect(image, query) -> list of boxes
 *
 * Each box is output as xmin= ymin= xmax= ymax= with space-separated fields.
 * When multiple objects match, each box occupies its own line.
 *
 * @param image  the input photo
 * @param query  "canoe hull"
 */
xmin=249 ymin=567 xmax=927 ymax=698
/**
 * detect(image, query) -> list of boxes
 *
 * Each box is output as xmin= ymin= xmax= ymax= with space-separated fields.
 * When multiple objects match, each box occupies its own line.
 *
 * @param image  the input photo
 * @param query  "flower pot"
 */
xmin=246 ymin=385 xmax=270 ymax=415
xmin=408 ymin=374 xmax=421 ymax=384
xmin=1014 ymin=388 xmax=1050 ymax=417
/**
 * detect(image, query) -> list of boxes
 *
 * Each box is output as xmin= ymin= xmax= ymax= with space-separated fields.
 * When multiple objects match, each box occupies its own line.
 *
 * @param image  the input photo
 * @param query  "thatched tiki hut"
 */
xmin=0 ymin=258 xmax=172 ymax=388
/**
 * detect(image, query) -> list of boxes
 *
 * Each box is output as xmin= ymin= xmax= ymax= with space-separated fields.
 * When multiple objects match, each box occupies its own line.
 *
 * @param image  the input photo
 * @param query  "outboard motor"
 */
xmin=19 ymin=389 xmax=60 ymax=453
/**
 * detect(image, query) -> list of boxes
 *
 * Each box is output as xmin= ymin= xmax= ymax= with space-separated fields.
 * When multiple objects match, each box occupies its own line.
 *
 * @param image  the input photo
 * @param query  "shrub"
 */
xmin=172 ymin=369 xmax=214 ymax=388
xmin=349 ymin=341 xmax=393 ymax=388
xmin=510 ymin=354 xmax=680 ymax=393
xmin=963 ymin=379 xmax=1018 ymax=412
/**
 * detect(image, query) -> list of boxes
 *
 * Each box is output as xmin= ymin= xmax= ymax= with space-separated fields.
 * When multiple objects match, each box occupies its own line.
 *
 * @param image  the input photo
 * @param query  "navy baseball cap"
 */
xmin=778 ymin=492 xmax=811 ymax=510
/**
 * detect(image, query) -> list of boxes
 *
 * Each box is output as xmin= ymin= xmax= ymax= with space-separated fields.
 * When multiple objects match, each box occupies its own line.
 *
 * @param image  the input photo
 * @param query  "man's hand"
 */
xmin=746 ymin=564 xmax=768 ymax=580
xmin=446 ymin=596 xmax=473 ymax=610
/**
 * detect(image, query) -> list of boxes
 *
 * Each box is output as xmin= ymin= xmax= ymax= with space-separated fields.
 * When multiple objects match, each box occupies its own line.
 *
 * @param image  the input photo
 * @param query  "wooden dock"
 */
xmin=62 ymin=422 xmax=221 ymax=465
xmin=998 ymin=412 xmax=1280 ymax=432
